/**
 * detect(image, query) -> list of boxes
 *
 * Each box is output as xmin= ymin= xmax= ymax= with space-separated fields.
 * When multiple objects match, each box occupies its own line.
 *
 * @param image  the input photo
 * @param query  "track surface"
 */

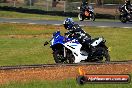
xmin=0 ymin=18 xmax=132 ymax=28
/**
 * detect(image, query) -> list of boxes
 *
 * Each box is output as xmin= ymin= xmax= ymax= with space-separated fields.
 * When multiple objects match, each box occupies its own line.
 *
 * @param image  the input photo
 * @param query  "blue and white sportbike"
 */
xmin=44 ymin=31 xmax=110 ymax=63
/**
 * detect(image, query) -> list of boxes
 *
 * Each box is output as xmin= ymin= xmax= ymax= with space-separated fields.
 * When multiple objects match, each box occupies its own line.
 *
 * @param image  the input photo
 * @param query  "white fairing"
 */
xmin=91 ymin=38 xmax=103 ymax=47
xmin=64 ymin=41 xmax=88 ymax=63
xmin=51 ymin=39 xmax=54 ymax=46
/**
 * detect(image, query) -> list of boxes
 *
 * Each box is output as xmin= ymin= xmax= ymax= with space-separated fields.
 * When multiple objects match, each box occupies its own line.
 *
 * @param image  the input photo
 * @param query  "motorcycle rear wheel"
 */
xmin=95 ymin=47 xmax=110 ymax=62
xmin=90 ymin=13 xmax=95 ymax=21
xmin=120 ymin=16 xmax=127 ymax=23
xmin=103 ymin=48 xmax=110 ymax=62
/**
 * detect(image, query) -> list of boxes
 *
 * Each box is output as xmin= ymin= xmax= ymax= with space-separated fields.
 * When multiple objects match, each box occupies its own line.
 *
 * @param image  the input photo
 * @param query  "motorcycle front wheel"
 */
xmin=78 ymin=13 xmax=84 ymax=21
xmin=53 ymin=50 xmax=67 ymax=63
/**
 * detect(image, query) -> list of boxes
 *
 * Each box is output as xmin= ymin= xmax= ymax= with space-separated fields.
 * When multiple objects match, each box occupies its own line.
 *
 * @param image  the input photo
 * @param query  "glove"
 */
xmin=44 ymin=41 xmax=49 ymax=46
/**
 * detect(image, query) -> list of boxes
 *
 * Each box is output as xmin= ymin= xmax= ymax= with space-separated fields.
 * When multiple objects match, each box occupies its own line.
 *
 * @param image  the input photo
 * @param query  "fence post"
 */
xmin=13 ymin=0 xmax=16 ymax=7
xmin=29 ymin=0 xmax=32 ymax=8
xmin=64 ymin=1 xmax=66 ymax=12
xmin=47 ymin=0 xmax=49 ymax=11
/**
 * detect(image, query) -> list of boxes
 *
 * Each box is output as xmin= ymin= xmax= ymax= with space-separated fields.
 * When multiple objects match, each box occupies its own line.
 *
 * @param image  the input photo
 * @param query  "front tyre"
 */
xmin=78 ymin=13 xmax=84 ymax=21
xmin=53 ymin=50 xmax=67 ymax=63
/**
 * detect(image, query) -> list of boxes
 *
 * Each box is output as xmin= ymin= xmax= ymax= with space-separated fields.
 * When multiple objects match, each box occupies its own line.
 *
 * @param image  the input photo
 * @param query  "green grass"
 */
xmin=0 ymin=23 xmax=131 ymax=66
xmin=0 ymin=79 xmax=132 ymax=88
xmin=0 ymin=11 xmax=119 ymax=22
xmin=0 ymin=11 xmax=67 ymax=21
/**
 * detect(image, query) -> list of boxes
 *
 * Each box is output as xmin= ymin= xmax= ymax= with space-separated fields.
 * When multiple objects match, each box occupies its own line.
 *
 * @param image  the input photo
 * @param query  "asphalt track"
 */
xmin=0 ymin=18 xmax=132 ymax=28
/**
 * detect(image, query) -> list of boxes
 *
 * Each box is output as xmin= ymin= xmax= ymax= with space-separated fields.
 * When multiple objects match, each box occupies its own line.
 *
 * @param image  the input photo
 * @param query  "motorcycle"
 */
xmin=44 ymin=31 xmax=110 ymax=64
xmin=78 ymin=5 xmax=95 ymax=21
xmin=119 ymin=5 xmax=132 ymax=23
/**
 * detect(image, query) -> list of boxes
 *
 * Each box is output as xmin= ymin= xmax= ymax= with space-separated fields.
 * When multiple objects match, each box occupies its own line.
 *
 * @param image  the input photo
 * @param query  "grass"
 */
xmin=0 ymin=79 xmax=132 ymax=88
xmin=0 ymin=11 xmax=66 ymax=21
xmin=0 ymin=11 xmax=119 ymax=22
xmin=0 ymin=23 xmax=131 ymax=66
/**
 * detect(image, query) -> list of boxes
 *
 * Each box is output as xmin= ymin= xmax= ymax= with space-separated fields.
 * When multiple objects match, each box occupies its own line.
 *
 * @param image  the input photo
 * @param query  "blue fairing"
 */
xmin=50 ymin=31 xmax=79 ymax=47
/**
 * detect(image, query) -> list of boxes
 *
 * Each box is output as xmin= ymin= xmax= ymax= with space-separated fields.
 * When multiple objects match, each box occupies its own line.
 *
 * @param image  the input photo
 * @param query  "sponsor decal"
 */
xmin=77 ymin=67 xmax=131 ymax=84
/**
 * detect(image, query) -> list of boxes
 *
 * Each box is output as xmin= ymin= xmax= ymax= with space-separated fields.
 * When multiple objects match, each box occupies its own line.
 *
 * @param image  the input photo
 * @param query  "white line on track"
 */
xmin=10 ymin=22 xmax=19 ymax=24
xmin=28 ymin=23 xmax=37 ymax=24
xmin=98 ymin=26 xmax=110 ymax=28
xmin=122 ymin=27 xmax=132 ymax=29
xmin=54 ymin=24 xmax=61 ymax=25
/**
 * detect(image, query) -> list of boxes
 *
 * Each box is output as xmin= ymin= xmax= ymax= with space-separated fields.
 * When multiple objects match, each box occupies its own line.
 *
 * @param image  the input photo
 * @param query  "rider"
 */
xmin=63 ymin=18 xmax=92 ymax=51
xmin=80 ymin=0 xmax=89 ymax=12
xmin=122 ymin=0 xmax=131 ymax=15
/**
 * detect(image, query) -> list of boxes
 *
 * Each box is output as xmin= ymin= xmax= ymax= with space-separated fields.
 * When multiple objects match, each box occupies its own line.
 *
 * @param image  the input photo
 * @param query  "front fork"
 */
xmin=64 ymin=47 xmax=66 ymax=58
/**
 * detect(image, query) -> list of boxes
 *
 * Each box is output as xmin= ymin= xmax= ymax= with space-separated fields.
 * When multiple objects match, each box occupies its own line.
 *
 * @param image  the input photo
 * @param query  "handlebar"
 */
xmin=44 ymin=41 xmax=49 ymax=46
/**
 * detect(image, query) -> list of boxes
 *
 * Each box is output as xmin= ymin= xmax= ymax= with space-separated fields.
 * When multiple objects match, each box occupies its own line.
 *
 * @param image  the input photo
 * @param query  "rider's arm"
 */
xmin=125 ymin=5 xmax=130 ymax=13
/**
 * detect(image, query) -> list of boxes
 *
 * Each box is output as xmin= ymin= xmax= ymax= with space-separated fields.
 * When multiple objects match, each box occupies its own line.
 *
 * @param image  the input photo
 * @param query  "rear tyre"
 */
xmin=120 ymin=16 xmax=127 ymax=23
xmin=96 ymin=47 xmax=110 ymax=62
xmin=90 ymin=13 xmax=95 ymax=21
xmin=103 ymin=48 xmax=110 ymax=62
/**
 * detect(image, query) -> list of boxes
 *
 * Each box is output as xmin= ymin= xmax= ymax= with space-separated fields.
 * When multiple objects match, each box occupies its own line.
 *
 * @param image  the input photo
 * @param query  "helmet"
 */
xmin=82 ymin=1 xmax=88 ymax=6
xmin=63 ymin=18 xmax=74 ymax=30
xmin=125 ymin=0 xmax=130 ymax=4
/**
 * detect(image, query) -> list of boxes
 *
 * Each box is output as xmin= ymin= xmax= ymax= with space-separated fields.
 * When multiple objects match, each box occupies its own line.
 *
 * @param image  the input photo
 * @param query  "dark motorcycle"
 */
xmin=119 ymin=5 xmax=132 ymax=23
xmin=78 ymin=6 xmax=95 ymax=21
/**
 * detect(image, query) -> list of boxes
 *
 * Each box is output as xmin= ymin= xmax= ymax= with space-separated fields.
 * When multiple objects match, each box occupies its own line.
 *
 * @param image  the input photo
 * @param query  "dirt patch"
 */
xmin=0 ymin=63 xmax=132 ymax=84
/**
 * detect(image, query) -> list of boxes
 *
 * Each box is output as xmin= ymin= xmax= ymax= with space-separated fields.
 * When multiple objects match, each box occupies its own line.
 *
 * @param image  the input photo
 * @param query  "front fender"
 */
xmin=51 ymin=43 xmax=64 ymax=51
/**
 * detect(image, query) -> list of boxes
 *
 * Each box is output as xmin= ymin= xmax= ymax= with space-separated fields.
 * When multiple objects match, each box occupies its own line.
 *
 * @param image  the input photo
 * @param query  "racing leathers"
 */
xmin=65 ymin=24 xmax=92 ymax=52
xmin=80 ymin=1 xmax=88 ymax=12
xmin=122 ymin=3 xmax=132 ymax=15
